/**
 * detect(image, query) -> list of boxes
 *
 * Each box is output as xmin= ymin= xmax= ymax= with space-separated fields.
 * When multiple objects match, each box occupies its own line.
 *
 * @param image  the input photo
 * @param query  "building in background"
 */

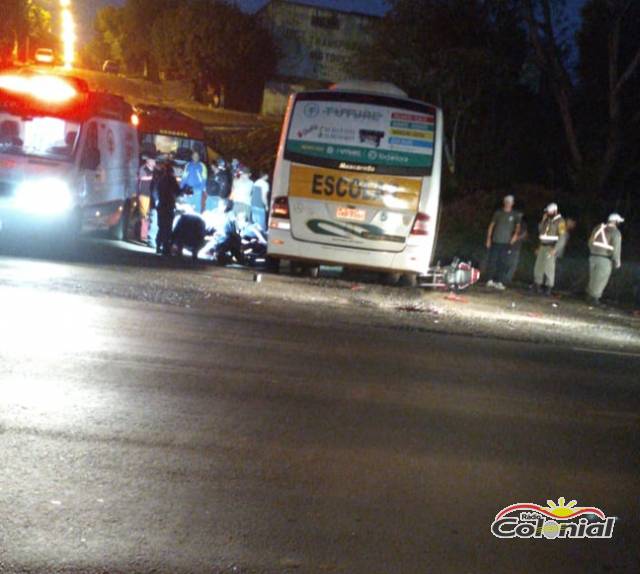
xmin=258 ymin=0 xmax=379 ymax=115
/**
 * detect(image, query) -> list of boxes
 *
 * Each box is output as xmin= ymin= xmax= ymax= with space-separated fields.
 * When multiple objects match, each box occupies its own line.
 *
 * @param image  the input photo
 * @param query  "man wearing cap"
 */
xmin=586 ymin=213 xmax=624 ymax=305
xmin=533 ymin=203 xmax=567 ymax=295
xmin=485 ymin=195 xmax=522 ymax=290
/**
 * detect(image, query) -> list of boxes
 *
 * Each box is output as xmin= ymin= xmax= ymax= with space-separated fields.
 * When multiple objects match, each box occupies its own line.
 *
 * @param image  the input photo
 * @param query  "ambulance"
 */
xmin=0 ymin=70 xmax=139 ymax=239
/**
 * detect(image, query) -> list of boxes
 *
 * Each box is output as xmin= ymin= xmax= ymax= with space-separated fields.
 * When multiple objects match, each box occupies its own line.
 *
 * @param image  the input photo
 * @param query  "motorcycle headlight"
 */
xmin=15 ymin=178 xmax=73 ymax=215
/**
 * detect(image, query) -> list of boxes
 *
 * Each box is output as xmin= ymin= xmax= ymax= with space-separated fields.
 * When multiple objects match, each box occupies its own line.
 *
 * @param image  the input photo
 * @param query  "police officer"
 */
xmin=586 ymin=213 xmax=624 ymax=306
xmin=533 ymin=203 xmax=567 ymax=295
xmin=156 ymin=161 xmax=181 ymax=256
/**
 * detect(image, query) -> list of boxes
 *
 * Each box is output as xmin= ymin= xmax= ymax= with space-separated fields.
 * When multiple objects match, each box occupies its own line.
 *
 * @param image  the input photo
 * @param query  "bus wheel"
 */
xmin=306 ymin=265 xmax=320 ymax=279
xmin=266 ymin=256 xmax=280 ymax=274
xmin=399 ymin=273 xmax=418 ymax=288
xmin=383 ymin=272 xmax=402 ymax=286
xmin=109 ymin=201 xmax=130 ymax=241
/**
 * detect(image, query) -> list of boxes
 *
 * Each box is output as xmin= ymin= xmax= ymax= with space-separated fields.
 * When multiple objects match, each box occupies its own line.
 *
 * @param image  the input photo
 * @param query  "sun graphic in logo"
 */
xmin=494 ymin=497 xmax=606 ymax=522
xmin=543 ymin=497 xmax=581 ymax=518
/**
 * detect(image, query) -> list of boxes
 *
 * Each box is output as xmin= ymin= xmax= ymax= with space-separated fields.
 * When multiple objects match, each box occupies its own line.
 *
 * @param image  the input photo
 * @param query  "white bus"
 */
xmin=267 ymin=81 xmax=443 ymax=283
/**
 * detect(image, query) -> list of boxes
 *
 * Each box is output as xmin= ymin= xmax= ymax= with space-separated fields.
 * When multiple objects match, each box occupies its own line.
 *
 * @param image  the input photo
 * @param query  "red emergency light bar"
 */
xmin=0 ymin=74 xmax=86 ymax=104
xmin=0 ymin=71 xmax=132 ymax=124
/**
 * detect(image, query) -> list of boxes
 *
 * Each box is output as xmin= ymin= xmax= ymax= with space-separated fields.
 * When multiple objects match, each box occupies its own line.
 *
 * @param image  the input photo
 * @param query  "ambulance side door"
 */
xmin=78 ymin=120 xmax=106 ymax=207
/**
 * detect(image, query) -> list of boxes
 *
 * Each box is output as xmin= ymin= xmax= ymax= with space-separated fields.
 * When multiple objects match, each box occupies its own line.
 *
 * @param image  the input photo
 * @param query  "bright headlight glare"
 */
xmin=15 ymin=179 xmax=73 ymax=215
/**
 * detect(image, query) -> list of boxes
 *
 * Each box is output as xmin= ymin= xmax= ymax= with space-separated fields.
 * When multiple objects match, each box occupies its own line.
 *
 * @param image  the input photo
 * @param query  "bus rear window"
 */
xmin=285 ymin=94 xmax=436 ymax=176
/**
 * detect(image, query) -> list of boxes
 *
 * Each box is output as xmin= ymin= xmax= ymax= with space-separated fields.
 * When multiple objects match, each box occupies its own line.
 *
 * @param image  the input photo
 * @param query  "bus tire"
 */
xmin=306 ymin=265 xmax=320 ymax=279
xmin=266 ymin=256 xmax=280 ymax=274
xmin=399 ymin=273 xmax=418 ymax=288
xmin=383 ymin=272 xmax=402 ymax=286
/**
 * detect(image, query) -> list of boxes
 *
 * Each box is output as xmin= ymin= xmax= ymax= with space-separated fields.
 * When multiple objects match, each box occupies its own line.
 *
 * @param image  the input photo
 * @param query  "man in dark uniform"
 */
xmin=156 ymin=161 xmax=180 ymax=256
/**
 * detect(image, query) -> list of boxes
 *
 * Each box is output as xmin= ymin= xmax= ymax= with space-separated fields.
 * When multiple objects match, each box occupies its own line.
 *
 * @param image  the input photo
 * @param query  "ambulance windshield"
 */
xmin=0 ymin=113 xmax=80 ymax=161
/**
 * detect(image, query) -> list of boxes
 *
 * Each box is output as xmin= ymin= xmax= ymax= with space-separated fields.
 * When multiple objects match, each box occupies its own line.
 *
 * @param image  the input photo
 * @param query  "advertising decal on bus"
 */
xmin=286 ymin=100 xmax=435 ymax=172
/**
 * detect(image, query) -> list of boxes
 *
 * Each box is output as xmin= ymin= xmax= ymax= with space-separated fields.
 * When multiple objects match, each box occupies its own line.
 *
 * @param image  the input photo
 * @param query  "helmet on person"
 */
xmin=545 ymin=203 xmax=558 ymax=214
xmin=608 ymin=213 xmax=624 ymax=224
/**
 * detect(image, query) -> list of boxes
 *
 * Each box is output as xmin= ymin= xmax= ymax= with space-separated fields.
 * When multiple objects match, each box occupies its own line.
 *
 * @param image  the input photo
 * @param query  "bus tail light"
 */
xmin=270 ymin=197 xmax=291 ymax=231
xmin=271 ymin=197 xmax=290 ymax=219
xmin=410 ymin=213 xmax=430 ymax=236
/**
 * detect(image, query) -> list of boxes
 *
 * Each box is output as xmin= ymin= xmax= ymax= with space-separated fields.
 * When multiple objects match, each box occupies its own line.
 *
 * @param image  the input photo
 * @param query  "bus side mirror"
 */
xmin=81 ymin=147 xmax=101 ymax=170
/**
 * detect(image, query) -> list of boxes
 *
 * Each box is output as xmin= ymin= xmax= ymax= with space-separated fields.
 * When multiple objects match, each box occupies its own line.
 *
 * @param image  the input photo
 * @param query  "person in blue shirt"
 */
xmin=180 ymin=150 xmax=208 ymax=213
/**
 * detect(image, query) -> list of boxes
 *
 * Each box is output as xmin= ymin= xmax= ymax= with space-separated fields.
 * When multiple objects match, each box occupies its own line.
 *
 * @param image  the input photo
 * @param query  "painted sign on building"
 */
xmin=259 ymin=0 xmax=377 ymax=84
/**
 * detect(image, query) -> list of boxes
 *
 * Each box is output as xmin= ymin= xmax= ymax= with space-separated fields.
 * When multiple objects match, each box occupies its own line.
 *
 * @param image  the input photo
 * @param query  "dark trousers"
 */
xmin=505 ymin=247 xmax=522 ymax=283
xmin=486 ymin=243 xmax=511 ymax=283
xmin=157 ymin=207 xmax=175 ymax=255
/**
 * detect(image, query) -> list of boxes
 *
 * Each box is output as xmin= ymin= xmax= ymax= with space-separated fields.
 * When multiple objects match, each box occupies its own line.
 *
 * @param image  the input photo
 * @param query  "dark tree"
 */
xmin=524 ymin=0 xmax=640 ymax=194
xmin=357 ymin=0 xmax=543 ymax=189
xmin=150 ymin=0 xmax=277 ymax=111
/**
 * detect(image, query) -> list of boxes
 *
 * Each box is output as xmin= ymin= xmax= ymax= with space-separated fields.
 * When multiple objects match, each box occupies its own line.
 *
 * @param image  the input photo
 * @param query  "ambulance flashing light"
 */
xmin=0 ymin=74 xmax=79 ymax=104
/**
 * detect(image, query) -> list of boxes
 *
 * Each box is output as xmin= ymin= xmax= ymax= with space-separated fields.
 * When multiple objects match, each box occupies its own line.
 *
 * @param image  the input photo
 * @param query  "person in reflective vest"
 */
xmin=586 ymin=213 xmax=623 ymax=305
xmin=533 ymin=203 xmax=567 ymax=295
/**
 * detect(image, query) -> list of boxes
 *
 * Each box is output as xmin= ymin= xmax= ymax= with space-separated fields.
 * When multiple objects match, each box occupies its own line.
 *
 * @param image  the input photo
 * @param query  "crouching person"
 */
xmin=172 ymin=213 xmax=207 ymax=262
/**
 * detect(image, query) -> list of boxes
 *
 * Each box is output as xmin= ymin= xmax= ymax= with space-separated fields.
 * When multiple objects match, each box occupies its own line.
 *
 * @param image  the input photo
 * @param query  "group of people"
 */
xmin=485 ymin=194 xmax=626 ymax=306
xmin=137 ymin=150 xmax=270 ymax=259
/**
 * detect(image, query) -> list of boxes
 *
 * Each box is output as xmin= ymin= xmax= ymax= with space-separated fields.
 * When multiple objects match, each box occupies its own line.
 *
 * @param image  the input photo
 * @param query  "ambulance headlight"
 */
xmin=15 ymin=179 xmax=73 ymax=215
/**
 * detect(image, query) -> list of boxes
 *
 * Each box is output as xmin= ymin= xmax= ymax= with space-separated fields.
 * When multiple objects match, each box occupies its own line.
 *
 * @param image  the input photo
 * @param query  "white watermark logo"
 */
xmin=491 ymin=497 xmax=616 ymax=540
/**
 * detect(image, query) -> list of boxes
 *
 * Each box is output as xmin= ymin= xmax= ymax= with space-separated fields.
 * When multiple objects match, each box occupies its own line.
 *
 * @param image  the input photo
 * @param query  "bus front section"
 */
xmin=268 ymin=83 xmax=443 ymax=277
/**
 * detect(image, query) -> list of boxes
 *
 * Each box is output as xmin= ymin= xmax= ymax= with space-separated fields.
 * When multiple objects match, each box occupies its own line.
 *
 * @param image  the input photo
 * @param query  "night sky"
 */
xmin=83 ymin=0 xmax=588 ymax=37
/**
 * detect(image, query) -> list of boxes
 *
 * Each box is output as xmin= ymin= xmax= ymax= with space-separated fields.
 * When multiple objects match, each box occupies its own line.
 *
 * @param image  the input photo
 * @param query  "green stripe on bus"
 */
xmin=287 ymin=141 xmax=433 ymax=168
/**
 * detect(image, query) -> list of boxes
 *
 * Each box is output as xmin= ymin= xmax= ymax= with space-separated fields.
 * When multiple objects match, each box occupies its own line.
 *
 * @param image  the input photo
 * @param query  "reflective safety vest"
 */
xmin=589 ymin=224 xmax=615 ymax=257
xmin=539 ymin=214 xmax=566 ymax=246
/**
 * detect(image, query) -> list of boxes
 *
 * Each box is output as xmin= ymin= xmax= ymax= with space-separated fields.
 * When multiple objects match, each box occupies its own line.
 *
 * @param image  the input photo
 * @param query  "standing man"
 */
xmin=231 ymin=165 xmax=254 ymax=220
xmin=138 ymin=157 xmax=156 ymax=243
xmin=212 ymin=158 xmax=232 ymax=210
xmin=156 ymin=161 xmax=181 ymax=256
xmin=181 ymin=150 xmax=208 ymax=213
xmin=533 ymin=203 xmax=567 ymax=296
xmin=586 ymin=213 xmax=624 ymax=306
xmin=505 ymin=215 xmax=528 ymax=284
xmin=485 ymin=195 xmax=522 ymax=290
xmin=251 ymin=172 xmax=270 ymax=230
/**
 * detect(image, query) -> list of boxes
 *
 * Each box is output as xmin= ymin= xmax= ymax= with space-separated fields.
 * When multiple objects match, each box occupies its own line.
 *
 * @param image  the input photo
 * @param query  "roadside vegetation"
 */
xmin=358 ymin=0 xmax=640 ymax=255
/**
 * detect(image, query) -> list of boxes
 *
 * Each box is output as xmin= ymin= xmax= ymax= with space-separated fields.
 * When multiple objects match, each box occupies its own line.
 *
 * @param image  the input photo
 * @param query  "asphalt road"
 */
xmin=0 ymin=241 xmax=639 ymax=573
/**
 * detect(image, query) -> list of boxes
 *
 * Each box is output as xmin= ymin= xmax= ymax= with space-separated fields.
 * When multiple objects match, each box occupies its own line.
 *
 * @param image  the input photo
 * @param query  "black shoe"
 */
xmin=531 ymin=284 xmax=542 ymax=295
xmin=543 ymin=286 xmax=553 ymax=297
